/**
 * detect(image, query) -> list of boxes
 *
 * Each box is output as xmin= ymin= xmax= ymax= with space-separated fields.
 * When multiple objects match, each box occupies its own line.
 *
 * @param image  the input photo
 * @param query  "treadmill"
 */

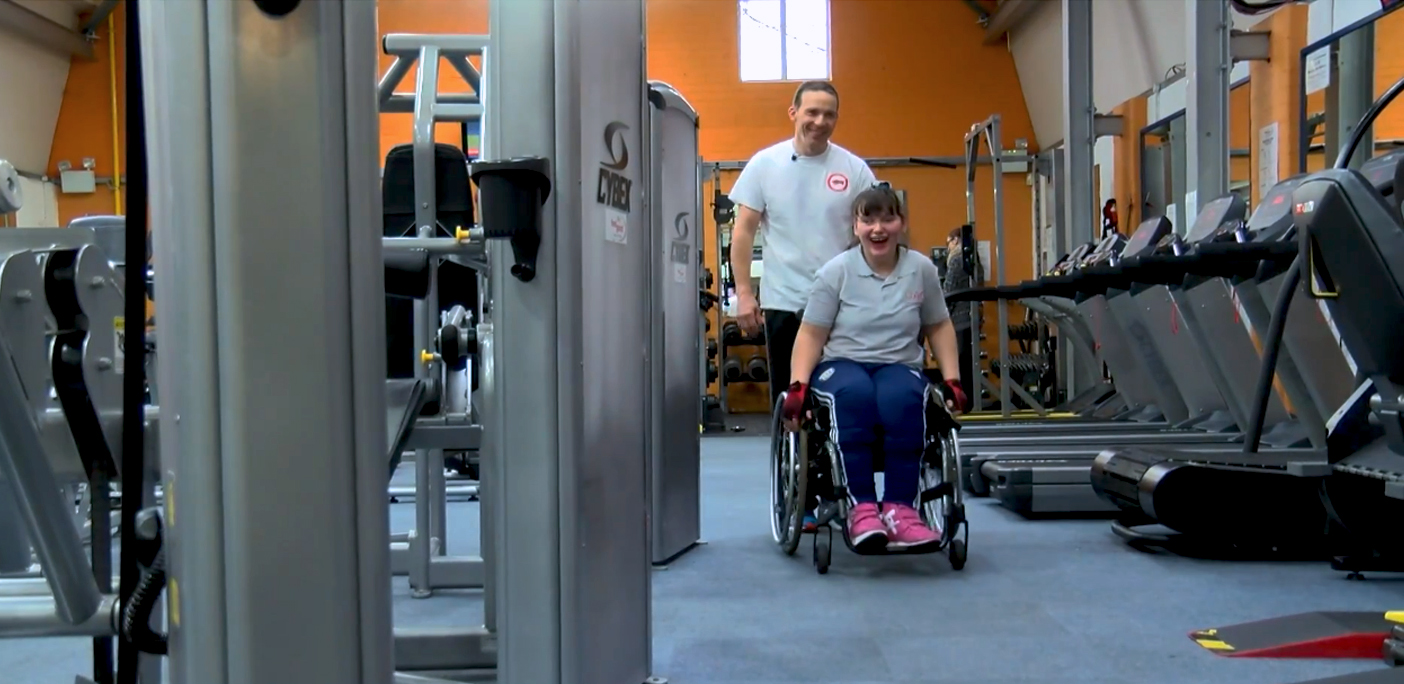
xmin=975 ymin=182 xmax=1339 ymax=514
xmin=954 ymin=233 xmax=1218 ymax=452
xmin=949 ymin=242 xmax=1142 ymax=432
xmin=1088 ymin=153 xmax=1404 ymax=554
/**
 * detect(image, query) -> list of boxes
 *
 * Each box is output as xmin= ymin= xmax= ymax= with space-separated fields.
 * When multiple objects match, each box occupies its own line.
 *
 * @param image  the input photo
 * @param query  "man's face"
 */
xmin=947 ymin=236 xmax=960 ymax=253
xmin=789 ymin=91 xmax=838 ymax=147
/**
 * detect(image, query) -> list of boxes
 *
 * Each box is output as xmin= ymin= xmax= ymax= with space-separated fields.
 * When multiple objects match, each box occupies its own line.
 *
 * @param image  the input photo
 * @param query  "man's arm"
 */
xmin=729 ymin=206 xmax=762 ymax=300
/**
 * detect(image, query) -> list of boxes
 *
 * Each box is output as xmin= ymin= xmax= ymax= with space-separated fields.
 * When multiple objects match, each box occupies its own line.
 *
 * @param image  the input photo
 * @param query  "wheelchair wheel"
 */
xmin=813 ymin=530 xmax=832 ymax=574
xmin=769 ymin=395 xmax=807 ymax=556
xmin=948 ymin=538 xmax=967 ymax=571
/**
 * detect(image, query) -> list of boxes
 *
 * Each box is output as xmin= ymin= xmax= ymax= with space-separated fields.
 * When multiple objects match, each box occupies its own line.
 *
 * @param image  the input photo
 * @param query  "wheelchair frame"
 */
xmin=769 ymin=385 xmax=969 ymax=574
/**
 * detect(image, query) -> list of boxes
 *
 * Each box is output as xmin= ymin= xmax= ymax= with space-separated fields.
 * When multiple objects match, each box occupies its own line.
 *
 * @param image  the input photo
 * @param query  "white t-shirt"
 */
xmin=728 ymin=140 xmax=877 ymax=312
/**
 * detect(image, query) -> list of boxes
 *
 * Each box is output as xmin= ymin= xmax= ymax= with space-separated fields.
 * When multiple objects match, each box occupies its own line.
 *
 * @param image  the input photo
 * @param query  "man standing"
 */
xmin=727 ymin=81 xmax=876 ymax=408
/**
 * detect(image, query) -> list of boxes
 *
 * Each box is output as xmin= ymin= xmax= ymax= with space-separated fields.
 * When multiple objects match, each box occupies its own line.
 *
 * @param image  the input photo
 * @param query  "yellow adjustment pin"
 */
xmin=1386 ymin=611 xmax=1403 ymax=624
xmin=421 ymin=350 xmax=437 ymax=365
xmin=455 ymin=226 xmax=471 ymax=242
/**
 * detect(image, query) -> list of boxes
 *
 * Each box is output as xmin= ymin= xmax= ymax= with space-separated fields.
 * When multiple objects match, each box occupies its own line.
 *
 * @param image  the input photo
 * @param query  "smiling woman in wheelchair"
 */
xmin=780 ymin=184 xmax=968 ymax=556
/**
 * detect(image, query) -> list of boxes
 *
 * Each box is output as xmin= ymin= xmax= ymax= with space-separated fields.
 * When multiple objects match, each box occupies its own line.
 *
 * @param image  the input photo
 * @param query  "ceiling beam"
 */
xmin=982 ymin=0 xmax=1042 ymax=45
xmin=0 ymin=0 xmax=94 ymax=60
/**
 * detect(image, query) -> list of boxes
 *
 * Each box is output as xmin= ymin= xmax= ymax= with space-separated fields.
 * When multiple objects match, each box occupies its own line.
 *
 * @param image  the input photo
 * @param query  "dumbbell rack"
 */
xmin=709 ymin=183 xmax=770 ymax=415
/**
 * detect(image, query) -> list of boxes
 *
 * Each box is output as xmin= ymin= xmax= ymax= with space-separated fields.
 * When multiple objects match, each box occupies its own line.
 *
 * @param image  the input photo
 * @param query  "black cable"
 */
xmin=119 ymin=0 xmax=149 ymax=680
xmin=1242 ymin=256 xmax=1300 ymax=453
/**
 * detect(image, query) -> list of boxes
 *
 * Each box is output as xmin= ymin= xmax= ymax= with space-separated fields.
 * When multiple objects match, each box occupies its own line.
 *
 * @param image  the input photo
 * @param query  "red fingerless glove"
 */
xmin=943 ymin=378 xmax=969 ymax=413
xmin=781 ymin=381 xmax=808 ymax=422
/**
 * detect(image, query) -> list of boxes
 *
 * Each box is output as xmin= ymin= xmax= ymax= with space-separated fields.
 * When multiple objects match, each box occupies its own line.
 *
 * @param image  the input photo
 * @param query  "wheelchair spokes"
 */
xmin=770 ymin=396 xmax=807 ymax=555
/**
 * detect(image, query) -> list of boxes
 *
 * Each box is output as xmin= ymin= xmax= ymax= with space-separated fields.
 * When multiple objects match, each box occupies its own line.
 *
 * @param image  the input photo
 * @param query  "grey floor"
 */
xmin=5 ymin=435 xmax=1402 ymax=684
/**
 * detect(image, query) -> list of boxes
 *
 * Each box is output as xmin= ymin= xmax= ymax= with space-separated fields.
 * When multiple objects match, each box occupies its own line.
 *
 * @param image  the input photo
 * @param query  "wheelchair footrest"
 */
xmin=920 ymin=482 xmax=954 ymax=504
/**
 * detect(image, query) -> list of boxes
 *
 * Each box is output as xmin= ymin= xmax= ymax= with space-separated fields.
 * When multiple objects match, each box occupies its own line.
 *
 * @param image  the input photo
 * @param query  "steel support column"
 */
xmin=1062 ymin=0 xmax=1095 ymax=252
xmin=1185 ymin=0 xmax=1232 ymax=215
xmin=1334 ymin=24 xmax=1375 ymax=168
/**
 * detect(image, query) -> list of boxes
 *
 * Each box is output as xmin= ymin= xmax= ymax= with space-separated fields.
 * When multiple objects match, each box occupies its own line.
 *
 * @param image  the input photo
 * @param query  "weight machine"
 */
xmin=137 ymin=1 xmax=659 ymax=683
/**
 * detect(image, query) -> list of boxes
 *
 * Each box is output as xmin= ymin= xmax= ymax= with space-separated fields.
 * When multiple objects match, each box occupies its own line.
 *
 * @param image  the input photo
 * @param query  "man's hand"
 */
xmin=941 ymin=378 xmax=969 ymax=415
xmin=781 ymin=381 xmax=808 ymax=432
xmin=736 ymin=291 xmax=764 ymax=336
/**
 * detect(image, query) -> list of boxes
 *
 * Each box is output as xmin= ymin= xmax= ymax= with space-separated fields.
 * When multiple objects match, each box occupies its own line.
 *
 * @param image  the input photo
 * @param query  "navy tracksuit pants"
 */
xmin=810 ymin=359 xmax=928 ymax=506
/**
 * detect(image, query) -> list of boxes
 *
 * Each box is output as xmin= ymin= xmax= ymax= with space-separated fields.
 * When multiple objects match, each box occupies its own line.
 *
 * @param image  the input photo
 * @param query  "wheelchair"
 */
xmin=769 ymin=382 xmax=969 ymax=574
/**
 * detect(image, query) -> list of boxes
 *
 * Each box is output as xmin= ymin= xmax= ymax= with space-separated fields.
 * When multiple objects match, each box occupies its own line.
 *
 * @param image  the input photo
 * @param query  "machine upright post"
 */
xmin=486 ymin=0 xmax=654 ymax=681
xmin=1185 ymin=0 xmax=1231 ymax=212
xmin=142 ymin=0 xmax=394 ymax=681
xmin=1061 ymin=0 xmax=1095 ymax=249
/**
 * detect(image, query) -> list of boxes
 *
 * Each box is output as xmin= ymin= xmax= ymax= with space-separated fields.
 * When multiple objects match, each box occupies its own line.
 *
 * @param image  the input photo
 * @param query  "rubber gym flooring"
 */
xmin=3 ymin=434 xmax=1399 ymax=684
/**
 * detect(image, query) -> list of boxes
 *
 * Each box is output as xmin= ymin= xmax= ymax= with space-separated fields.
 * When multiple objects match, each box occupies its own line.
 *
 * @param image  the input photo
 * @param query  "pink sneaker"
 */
xmin=847 ymin=502 xmax=888 ymax=552
xmin=882 ymin=504 xmax=941 ymax=551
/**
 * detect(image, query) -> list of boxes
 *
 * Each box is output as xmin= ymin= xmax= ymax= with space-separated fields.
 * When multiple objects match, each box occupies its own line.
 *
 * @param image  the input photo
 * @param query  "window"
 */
xmin=738 ymin=0 xmax=831 ymax=82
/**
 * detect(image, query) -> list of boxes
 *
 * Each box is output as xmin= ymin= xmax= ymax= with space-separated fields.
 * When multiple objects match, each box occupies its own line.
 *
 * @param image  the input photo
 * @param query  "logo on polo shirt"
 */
xmin=906 ymin=289 xmax=924 ymax=304
xmin=826 ymin=172 xmax=849 ymax=192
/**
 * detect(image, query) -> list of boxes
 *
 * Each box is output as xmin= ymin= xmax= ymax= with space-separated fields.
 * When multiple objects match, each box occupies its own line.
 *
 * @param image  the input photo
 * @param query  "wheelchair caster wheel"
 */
xmin=813 ymin=533 xmax=831 ymax=575
xmin=948 ymin=539 xmax=966 ymax=571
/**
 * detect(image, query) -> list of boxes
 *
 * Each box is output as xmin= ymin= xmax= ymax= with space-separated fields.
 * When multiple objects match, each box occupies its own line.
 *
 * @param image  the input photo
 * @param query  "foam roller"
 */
xmin=722 ymin=357 xmax=744 ymax=384
xmin=745 ymin=355 xmax=769 ymax=382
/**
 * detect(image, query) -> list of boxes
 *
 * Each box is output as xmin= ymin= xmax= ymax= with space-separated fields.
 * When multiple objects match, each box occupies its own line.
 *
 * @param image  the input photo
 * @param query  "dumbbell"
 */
xmin=722 ymin=321 xmax=743 ymax=346
xmin=706 ymin=361 xmax=718 ymax=385
xmin=707 ymin=339 xmax=718 ymax=359
xmin=722 ymin=357 xmax=744 ymax=384
xmin=745 ymin=354 xmax=769 ymax=383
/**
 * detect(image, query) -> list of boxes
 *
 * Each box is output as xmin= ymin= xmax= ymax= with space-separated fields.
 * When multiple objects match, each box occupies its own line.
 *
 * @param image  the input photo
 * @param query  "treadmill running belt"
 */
xmin=1189 ymin=611 xmax=1404 ymax=659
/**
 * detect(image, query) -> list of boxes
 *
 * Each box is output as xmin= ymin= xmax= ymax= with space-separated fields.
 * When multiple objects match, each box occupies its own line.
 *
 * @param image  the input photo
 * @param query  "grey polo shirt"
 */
xmin=802 ymin=247 xmax=951 ymax=369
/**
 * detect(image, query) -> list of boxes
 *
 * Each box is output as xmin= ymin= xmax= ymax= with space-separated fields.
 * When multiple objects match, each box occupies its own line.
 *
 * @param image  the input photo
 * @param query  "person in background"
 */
xmin=943 ymin=228 xmax=975 ymax=405
xmin=727 ymin=81 xmax=877 ymax=411
xmin=782 ymin=186 xmax=967 ymax=552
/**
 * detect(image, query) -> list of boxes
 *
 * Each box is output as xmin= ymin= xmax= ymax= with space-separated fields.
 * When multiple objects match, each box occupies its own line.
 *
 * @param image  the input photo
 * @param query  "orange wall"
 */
xmin=647 ymin=0 xmax=1036 ymax=411
xmin=376 ymin=0 xmax=488 ymax=163
xmin=49 ymin=4 xmax=126 ymax=226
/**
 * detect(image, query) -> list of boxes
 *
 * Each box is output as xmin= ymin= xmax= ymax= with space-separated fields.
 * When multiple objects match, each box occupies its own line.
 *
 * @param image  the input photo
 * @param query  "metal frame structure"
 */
xmin=376 ymin=33 xmax=489 ymax=599
xmin=1295 ymin=3 xmax=1402 ymax=172
xmin=964 ymin=116 xmax=1023 ymax=417
xmin=1184 ymin=0 xmax=1233 ymax=216
xmin=140 ymin=1 xmax=657 ymax=683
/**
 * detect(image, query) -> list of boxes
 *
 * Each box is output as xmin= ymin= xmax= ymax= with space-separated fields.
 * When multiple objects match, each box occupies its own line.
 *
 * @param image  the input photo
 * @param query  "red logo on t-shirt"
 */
xmin=907 ymin=289 xmax=924 ymax=304
xmin=826 ymin=173 xmax=849 ymax=192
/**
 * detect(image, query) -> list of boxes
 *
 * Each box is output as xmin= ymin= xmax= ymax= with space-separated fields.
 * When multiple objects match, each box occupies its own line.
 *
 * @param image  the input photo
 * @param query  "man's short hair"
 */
xmin=792 ymin=81 xmax=839 ymax=110
xmin=947 ymin=227 xmax=963 ymax=242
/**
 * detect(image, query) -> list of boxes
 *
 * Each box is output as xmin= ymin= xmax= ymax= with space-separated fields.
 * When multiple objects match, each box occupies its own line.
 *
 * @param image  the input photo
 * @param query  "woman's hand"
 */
xmin=781 ymin=382 xmax=808 ymax=431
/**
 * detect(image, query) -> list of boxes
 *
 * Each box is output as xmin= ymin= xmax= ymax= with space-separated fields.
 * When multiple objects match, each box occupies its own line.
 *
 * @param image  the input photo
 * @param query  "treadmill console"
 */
xmin=1360 ymin=147 xmax=1404 ymax=198
xmin=1245 ymin=176 xmax=1306 ymax=242
xmin=1051 ymin=243 xmax=1092 ymax=274
xmin=1082 ymin=232 xmax=1126 ymax=266
xmin=1185 ymin=193 xmax=1249 ymax=244
xmin=1121 ymin=216 xmax=1173 ymax=258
